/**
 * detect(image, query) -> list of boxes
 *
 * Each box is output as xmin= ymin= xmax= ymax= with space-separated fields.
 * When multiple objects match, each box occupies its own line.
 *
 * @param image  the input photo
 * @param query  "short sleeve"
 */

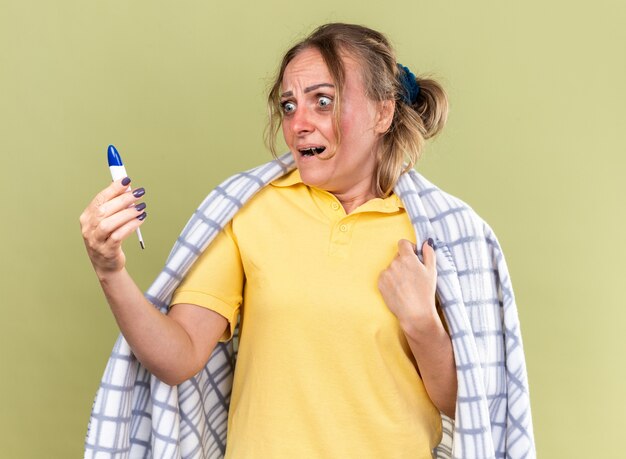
xmin=169 ymin=221 xmax=244 ymax=342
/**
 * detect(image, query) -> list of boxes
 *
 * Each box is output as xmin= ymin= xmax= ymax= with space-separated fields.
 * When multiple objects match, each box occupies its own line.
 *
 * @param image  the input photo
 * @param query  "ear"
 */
xmin=374 ymin=99 xmax=396 ymax=134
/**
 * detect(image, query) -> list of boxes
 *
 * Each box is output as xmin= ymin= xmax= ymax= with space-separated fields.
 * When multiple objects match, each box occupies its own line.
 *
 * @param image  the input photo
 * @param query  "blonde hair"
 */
xmin=266 ymin=23 xmax=448 ymax=197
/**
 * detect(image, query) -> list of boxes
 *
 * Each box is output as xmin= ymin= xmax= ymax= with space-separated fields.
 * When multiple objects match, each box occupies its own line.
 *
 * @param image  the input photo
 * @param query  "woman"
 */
xmin=82 ymin=23 xmax=534 ymax=459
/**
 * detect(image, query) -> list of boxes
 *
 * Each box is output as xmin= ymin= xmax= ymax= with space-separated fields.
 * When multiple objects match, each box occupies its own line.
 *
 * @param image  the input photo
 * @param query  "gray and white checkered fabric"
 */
xmin=85 ymin=153 xmax=535 ymax=459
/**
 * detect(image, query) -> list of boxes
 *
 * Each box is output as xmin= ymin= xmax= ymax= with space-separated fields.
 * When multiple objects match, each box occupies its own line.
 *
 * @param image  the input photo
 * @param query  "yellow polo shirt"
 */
xmin=170 ymin=169 xmax=442 ymax=458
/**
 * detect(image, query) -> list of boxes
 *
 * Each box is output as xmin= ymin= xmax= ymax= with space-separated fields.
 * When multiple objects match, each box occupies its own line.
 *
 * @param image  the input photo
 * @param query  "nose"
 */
xmin=289 ymin=106 xmax=314 ymax=136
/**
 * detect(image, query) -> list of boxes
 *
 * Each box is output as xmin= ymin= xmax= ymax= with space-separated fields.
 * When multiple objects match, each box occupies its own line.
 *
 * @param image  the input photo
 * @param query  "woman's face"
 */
xmin=280 ymin=47 xmax=389 ymax=198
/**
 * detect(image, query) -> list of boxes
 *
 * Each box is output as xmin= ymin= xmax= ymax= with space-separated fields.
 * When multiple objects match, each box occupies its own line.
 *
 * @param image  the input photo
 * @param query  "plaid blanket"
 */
xmin=84 ymin=153 xmax=535 ymax=458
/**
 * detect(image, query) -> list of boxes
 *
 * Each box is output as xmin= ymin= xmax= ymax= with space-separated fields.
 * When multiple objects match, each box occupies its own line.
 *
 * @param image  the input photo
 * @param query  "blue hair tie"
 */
xmin=397 ymin=63 xmax=420 ymax=105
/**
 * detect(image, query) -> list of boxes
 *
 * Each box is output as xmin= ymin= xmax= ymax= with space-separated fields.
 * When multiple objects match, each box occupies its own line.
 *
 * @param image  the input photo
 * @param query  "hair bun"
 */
xmin=412 ymin=77 xmax=448 ymax=140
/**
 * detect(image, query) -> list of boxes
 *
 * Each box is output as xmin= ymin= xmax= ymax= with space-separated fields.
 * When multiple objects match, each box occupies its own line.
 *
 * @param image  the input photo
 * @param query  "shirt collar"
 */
xmin=270 ymin=169 xmax=304 ymax=188
xmin=271 ymin=169 xmax=404 ymax=212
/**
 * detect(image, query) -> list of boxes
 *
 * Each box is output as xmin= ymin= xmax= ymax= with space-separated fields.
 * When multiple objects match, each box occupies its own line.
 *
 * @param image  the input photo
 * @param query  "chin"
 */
xmin=291 ymin=145 xmax=344 ymax=190
xmin=297 ymin=166 xmax=326 ymax=189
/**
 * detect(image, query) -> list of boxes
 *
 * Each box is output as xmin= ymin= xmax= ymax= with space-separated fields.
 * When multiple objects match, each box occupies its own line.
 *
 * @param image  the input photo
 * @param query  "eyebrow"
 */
xmin=280 ymin=83 xmax=335 ymax=98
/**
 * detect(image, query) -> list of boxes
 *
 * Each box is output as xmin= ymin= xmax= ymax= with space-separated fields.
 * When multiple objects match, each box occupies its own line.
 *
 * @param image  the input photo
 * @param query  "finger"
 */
xmin=96 ymin=187 xmax=145 ymax=221
xmin=88 ymin=177 xmax=133 ymax=211
xmin=422 ymin=238 xmax=436 ymax=270
xmin=93 ymin=206 xmax=147 ymax=244
xmin=397 ymin=239 xmax=416 ymax=256
xmin=107 ymin=211 xmax=147 ymax=247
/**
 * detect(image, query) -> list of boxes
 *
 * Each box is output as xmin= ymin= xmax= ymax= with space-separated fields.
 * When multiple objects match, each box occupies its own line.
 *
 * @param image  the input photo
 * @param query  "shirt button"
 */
xmin=331 ymin=202 xmax=340 ymax=210
xmin=339 ymin=224 xmax=348 ymax=232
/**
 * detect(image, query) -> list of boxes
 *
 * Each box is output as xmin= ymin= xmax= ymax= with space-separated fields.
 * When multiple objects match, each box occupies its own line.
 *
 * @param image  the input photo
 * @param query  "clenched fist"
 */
xmin=378 ymin=238 xmax=439 ymax=333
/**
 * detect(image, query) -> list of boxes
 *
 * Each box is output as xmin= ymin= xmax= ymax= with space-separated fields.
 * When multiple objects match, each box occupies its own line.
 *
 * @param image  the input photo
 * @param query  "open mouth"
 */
xmin=298 ymin=146 xmax=326 ymax=157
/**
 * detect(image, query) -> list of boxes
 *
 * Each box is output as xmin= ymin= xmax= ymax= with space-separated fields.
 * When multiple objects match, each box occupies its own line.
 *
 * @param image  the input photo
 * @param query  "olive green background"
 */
xmin=1 ymin=0 xmax=624 ymax=457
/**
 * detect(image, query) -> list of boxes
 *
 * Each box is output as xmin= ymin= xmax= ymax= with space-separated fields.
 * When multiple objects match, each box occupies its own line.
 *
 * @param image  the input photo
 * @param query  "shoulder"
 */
xmin=409 ymin=170 xmax=494 ymax=237
xmin=239 ymin=168 xmax=302 ymax=205
xmin=399 ymin=170 xmax=508 ymax=267
xmin=230 ymin=168 xmax=305 ymax=228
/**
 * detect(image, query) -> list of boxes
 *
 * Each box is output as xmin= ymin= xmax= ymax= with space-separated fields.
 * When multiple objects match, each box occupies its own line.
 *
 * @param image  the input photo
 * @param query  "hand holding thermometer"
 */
xmin=107 ymin=144 xmax=146 ymax=249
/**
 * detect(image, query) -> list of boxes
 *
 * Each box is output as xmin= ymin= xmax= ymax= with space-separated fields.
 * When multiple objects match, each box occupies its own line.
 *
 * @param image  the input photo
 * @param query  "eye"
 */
xmin=281 ymin=101 xmax=296 ymax=115
xmin=317 ymin=96 xmax=333 ymax=109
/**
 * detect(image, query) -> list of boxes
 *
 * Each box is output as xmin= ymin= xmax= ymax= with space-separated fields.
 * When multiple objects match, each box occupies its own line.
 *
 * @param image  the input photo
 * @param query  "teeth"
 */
xmin=299 ymin=146 xmax=326 ymax=156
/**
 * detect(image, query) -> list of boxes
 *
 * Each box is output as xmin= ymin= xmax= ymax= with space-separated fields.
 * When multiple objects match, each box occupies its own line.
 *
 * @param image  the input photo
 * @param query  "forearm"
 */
xmin=97 ymin=268 xmax=199 ymax=385
xmin=400 ymin=312 xmax=457 ymax=418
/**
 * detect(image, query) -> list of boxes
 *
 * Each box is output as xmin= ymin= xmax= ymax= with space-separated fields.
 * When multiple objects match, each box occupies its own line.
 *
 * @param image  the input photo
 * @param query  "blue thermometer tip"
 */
xmin=107 ymin=144 xmax=124 ymax=167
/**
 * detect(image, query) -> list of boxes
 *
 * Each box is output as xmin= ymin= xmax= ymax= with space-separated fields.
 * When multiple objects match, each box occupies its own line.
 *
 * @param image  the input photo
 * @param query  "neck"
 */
xmin=331 ymin=181 xmax=378 ymax=214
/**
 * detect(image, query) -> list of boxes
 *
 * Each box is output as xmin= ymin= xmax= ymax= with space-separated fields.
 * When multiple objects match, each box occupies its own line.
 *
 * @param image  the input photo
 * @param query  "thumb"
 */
xmin=422 ymin=238 xmax=436 ymax=269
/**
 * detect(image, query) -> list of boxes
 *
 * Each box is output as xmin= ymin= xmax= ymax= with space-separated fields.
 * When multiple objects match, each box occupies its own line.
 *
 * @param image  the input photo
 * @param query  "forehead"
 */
xmin=282 ymin=48 xmax=331 ymax=84
xmin=281 ymin=47 xmax=362 ymax=90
